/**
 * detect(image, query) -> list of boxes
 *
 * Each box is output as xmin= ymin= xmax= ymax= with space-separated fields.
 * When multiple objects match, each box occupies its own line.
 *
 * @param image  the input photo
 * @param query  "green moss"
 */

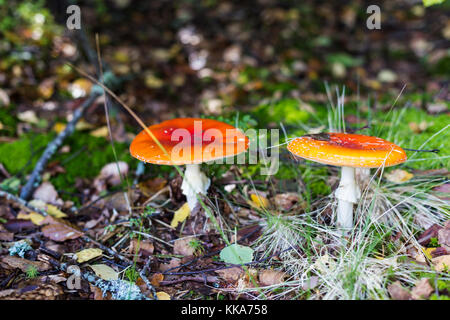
xmin=253 ymin=98 xmax=310 ymax=126
xmin=49 ymin=132 xmax=137 ymax=197
xmin=0 ymin=133 xmax=53 ymax=175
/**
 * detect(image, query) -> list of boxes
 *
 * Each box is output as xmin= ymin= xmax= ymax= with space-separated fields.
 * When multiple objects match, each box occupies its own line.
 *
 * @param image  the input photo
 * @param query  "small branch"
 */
xmin=0 ymin=189 xmax=156 ymax=299
xmin=19 ymin=93 xmax=100 ymax=200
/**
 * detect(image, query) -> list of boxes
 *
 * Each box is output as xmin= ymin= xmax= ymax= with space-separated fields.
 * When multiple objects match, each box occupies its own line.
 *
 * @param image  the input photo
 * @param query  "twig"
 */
xmin=19 ymin=93 xmax=100 ymax=200
xmin=0 ymin=189 xmax=156 ymax=299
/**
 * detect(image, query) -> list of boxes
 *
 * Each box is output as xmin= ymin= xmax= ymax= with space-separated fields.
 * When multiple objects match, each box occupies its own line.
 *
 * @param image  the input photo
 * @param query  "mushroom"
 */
xmin=287 ymin=133 xmax=407 ymax=231
xmin=130 ymin=118 xmax=249 ymax=211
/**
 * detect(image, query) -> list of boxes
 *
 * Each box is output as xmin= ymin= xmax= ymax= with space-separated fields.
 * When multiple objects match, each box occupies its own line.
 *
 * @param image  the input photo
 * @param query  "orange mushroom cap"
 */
xmin=287 ymin=133 xmax=407 ymax=168
xmin=130 ymin=118 xmax=249 ymax=165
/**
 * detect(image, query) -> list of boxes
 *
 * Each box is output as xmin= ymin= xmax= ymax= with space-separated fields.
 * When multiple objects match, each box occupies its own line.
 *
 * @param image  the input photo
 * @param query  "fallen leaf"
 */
xmin=215 ymin=267 xmax=244 ymax=282
xmin=28 ymin=200 xmax=67 ymax=218
xmin=76 ymin=248 xmax=103 ymax=263
xmin=0 ymin=256 xmax=50 ymax=272
xmin=411 ymin=278 xmax=434 ymax=300
xmin=159 ymin=258 xmax=181 ymax=272
xmin=17 ymin=212 xmax=45 ymax=225
xmin=17 ymin=110 xmax=39 ymax=124
xmin=156 ymin=291 xmax=171 ymax=300
xmin=432 ymin=255 xmax=450 ymax=271
xmin=41 ymin=216 xmax=83 ymax=242
xmin=173 ymin=237 xmax=196 ymax=256
xmin=388 ymin=281 xmax=411 ymax=300
xmin=170 ymin=202 xmax=191 ymax=228
xmin=32 ymin=182 xmax=60 ymax=205
xmin=90 ymin=126 xmax=109 ymax=138
xmin=38 ymin=78 xmax=55 ymax=99
xmin=3 ymin=219 xmax=37 ymax=233
xmin=220 ymin=244 xmax=254 ymax=265
xmin=129 ymin=238 xmax=154 ymax=256
xmin=258 ymin=269 xmax=286 ymax=286
xmin=97 ymin=161 xmax=129 ymax=186
xmin=53 ymin=122 xmax=66 ymax=134
xmin=89 ymin=264 xmax=119 ymax=280
xmin=0 ymin=283 xmax=63 ymax=300
xmin=438 ymin=227 xmax=450 ymax=251
xmin=385 ymin=169 xmax=414 ymax=184
xmin=151 ymin=273 xmax=164 ymax=287
xmin=273 ymin=193 xmax=300 ymax=211
xmin=249 ymin=193 xmax=269 ymax=209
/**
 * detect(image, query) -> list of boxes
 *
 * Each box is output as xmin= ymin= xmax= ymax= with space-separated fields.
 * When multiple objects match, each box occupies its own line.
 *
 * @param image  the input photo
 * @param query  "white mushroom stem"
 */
xmin=335 ymin=166 xmax=361 ymax=231
xmin=181 ymin=164 xmax=211 ymax=211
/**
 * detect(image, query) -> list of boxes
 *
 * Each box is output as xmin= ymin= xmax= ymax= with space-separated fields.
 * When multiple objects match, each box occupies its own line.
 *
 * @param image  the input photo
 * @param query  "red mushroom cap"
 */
xmin=287 ymin=133 xmax=407 ymax=168
xmin=130 ymin=118 xmax=249 ymax=165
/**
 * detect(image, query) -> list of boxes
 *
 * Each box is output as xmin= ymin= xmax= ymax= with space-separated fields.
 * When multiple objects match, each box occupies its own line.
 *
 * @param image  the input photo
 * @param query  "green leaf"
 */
xmin=220 ymin=244 xmax=254 ymax=265
xmin=422 ymin=0 xmax=445 ymax=7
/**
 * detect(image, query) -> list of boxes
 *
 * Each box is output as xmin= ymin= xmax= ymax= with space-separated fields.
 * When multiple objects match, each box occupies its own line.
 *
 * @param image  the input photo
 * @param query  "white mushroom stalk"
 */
xmin=335 ymin=166 xmax=361 ymax=232
xmin=181 ymin=163 xmax=211 ymax=211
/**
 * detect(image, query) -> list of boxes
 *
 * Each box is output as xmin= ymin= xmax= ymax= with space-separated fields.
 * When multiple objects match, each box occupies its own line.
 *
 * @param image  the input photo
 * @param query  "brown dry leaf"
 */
xmin=438 ymin=226 xmax=450 ymax=251
xmin=258 ymin=269 xmax=286 ymax=286
xmin=273 ymin=193 xmax=300 ymax=211
xmin=432 ymin=255 xmax=450 ymax=271
xmin=215 ymin=267 xmax=244 ymax=282
xmin=32 ymin=182 xmax=60 ymax=205
xmin=385 ymin=169 xmax=414 ymax=183
xmin=97 ymin=162 xmax=129 ymax=187
xmin=387 ymin=281 xmax=411 ymax=300
xmin=90 ymin=284 xmax=106 ymax=300
xmin=159 ymin=258 xmax=181 ymax=272
xmin=173 ymin=238 xmax=196 ymax=256
xmin=411 ymin=278 xmax=434 ymax=300
xmin=138 ymin=177 xmax=167 ymax=195
xmin=151 ymin=273 xmax=164 ymax=287
xmin=0 ymin=256 xmax=50 ymax=272
xmin=0 ymin=283 xmax=63 ymax=300
xmin=129 ymin=239 xmax=154 ymax=256
xmin=41 ymin=216 xmax=83 ymax=242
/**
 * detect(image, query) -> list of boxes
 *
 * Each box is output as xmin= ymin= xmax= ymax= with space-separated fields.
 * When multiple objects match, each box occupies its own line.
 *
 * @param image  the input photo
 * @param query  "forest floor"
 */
xmin=0 ymin=1 xmax=449 ymax=300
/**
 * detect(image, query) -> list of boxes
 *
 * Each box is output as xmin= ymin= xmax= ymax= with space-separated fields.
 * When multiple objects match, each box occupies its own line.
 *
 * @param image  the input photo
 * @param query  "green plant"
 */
xmin=25 ymin=265 xmax=38 ymax=279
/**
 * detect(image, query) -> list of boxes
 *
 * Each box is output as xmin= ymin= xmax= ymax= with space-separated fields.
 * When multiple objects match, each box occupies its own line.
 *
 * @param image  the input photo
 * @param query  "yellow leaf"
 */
xmin=170 ymin=203 xmax=190 ymax=228
xmin=76 ymin=248 xmax=103 ymax=263
xmin=28 ymin=200 xmax=67 ymax=218
xmin=422 ymin=247 xmax=435 ymax=260
xmin=156 ymin=291 xmax=171 ymax=300
xmin=17 ymin=212 xmax=45 ymax=225
xmin=89 ymin=264 xmax=119 ymax=280
xmin=53 ymin=122 xmax=66 ymax=134
xmin=47 ymin=204 xmax=68 ymax=218
xmin=249 ymin=193 xmax=269 ymax=209
xmin=90 ymin=126 xmax=109 ymax=138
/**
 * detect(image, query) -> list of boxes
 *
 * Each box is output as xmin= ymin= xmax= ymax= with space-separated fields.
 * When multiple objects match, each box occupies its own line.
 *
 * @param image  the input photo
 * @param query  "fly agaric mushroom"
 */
xmin=130 ymin=118 xmax=249 ymax=211
xmin=287 ymin=133 xmax=407 ymax=231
